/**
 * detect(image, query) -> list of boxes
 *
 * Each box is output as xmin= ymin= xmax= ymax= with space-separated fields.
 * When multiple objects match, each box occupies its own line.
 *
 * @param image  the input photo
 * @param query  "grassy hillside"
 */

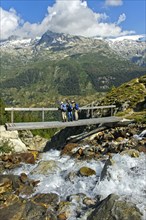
xmin=102 ymin=75 xmax=146 ymax=122
xmin=0 ymin=51 xmax=145 ymax=107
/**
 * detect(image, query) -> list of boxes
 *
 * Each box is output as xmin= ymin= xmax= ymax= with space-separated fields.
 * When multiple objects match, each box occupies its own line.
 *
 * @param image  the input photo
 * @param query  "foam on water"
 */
xmin=5 ymin=149 xmax=146 ymax=219
xmin=133 ymin=129 xmax=146 ymax=140
xmin=93 ymin=153 xmax=146 ymax=218
xmin=30 ymin=150 xmax=103 ymax=198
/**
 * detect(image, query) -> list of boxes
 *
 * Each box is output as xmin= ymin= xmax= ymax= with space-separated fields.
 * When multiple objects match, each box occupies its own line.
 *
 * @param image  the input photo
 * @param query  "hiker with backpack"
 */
xmin=72 ymin=101 xmax=79 ymax=121
xmin=59 ymin=101 xmax=67 ymax=122
xmin=66 ymin=100 xmax=73 ymax=121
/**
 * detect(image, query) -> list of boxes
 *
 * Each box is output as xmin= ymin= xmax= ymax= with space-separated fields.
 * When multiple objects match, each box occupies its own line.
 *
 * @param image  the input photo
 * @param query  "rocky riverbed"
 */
xmin=0 ymin=123 xmax=146 ymax=220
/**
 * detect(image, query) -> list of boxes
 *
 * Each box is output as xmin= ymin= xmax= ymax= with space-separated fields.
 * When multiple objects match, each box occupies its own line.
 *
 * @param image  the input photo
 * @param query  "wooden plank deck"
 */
xmin=5 ymin=116 xmax=122 ymax=131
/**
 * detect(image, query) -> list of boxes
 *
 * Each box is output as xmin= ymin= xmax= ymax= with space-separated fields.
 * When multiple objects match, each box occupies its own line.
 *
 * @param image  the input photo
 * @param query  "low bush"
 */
xmin=0 ymin=141 xmax=14 ymax=154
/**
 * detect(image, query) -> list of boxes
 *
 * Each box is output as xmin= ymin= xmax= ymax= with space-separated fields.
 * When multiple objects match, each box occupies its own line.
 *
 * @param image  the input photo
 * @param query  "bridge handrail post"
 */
xmin=42 ymin=108 xmax=45 ymax=122
xmin=11 ymin=108 xmax=14 ymax=123
xmin=111 ymin=107 xmax=113 ymax=116
xmin=91 ymin=102 xmax=93 ymax=118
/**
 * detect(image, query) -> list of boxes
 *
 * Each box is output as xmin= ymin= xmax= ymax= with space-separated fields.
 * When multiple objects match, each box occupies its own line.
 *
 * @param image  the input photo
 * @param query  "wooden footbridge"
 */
xmin=5 ymin=105 xmax=122 ymax=131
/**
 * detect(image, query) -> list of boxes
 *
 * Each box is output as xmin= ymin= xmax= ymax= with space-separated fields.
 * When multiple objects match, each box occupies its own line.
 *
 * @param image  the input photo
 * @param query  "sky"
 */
xmin=0 ymin=0 xmax=145 ymax=40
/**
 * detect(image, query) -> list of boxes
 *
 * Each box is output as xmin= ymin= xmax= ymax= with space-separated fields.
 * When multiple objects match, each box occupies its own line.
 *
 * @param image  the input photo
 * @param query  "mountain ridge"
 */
xmin=0 ymin=31 xmax=146 ymax=106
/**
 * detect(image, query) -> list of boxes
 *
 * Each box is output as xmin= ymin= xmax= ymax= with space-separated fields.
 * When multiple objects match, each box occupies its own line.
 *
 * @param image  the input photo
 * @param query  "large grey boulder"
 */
xmin=87 ymin=194 xmax=142 ymax=220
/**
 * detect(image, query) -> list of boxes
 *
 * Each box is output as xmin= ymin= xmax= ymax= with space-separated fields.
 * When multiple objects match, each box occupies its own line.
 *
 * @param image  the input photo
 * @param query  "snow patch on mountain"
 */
xmin=109 ymin=34 xmax=145 ymax=42
xmin=0 ymin=32 xmax=145 ymax=66
xmin=107 ymin=35 xmax=146 ymax=66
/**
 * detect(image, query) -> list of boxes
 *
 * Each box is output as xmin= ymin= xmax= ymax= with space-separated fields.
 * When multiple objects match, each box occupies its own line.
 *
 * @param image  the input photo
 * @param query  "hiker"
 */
xmin=72 ymin=101 xmax=79 ymax=121
xmin=66 ymin=100 xmax=73 ymax=121
xmin=58 ymin=101 xmax=67 ymax=122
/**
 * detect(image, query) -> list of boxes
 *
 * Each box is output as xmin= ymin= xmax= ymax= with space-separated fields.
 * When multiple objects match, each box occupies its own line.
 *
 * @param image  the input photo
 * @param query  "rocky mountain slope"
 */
xmin=102 ymin=74 xmax=146 ymax=122
xmin=107 ymin=35 xmax=146 ymax=67
xmin=0 ymin=31 xmax=145 ymax=106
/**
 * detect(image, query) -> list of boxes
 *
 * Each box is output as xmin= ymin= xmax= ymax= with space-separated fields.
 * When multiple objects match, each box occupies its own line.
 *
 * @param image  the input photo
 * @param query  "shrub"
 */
xmin=0 ymin=141 xmax=14 ymax=154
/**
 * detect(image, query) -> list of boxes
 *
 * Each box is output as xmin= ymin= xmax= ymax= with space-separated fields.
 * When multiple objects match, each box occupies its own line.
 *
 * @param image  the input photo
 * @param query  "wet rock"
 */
xmin=0 ymin=193 xmax=19 ymax=207
xmin=31 ymin=160 xmax=61 ymax=175
xmin=79 ymin=167 xmax=96 ymax=176
xmin=17 ymin=152 xmax=37 ymax=164
xmin=100 ymin=158 xmax=114 ymax=181
xmin=87 ymin=194 xmax=142 ymax=220
xmin=21 ymin=200 xmax=48 ymax=220
xmin=0 ymin=199 xmax=25 ymax=220
xmin=0 ymin=174 xmax=38 ymax=197
xmin=57 ymin=201 xmax=74 ymax=219
xmin=0 ymin=152 xmax=38 ymax=171
xmin=83 ymin=146 xmax=95 ymax=157
xmin=29 ymin=150 xmax=39 ymax=160
xmin=20 ymin=173 xmax=28 ymax=184
xmin=78 ymin=148 xmax=84 ymax=156
xmin=0 ymin=194 xmax=53 ymax=220
xmin=0 ymin=197 xmax=50 ymax=220
xmin=83 ymin=197 xmax=97 ymax=207
xmin=127 ymin=138 xmax=139 ymax=148
xmin=0 ymin=176 xmax=12 ymax=194
xmin=57 ymin=212 xmax=67 ymax=220
xmin=137 ymin=145 xmax=146 ymax=153
xmin=61 ymin=143 xmax=78 ymax=156
xmin=66 ymin=171 xmax=77 ymax=183
xmin=120 ymin=149 xmax=140 ymax=157
xmin=108 ymin=143 xmax=119 ymax=153
xmin=104 ymin=133 xmax=114 ymax=142
xmin=18 ymin=184 xmax=34 ymax=196
xmin=46 ymin=209 xmax=57 ymax=220
xmin=0 ymin=175 xmax=21 ymax=193
xmin=1 ymin=154 xmax=21 ymax=164
xmin=67 ymin=193 xmax=86 ymax=204
xmin=116 ymin=137 xmax=125 ymax=142
xmin=32 ymin=193 xmax=60 ymax=208
xmin=67 ymin=193 xmax=90 ymax=217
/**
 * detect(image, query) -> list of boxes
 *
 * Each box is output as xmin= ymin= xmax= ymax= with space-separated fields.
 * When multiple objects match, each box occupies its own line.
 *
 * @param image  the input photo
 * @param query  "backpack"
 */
xmin=61 ymin=104 xmax=67 ymax=112
xmin=67 ymin=104 xmax=72 ymax=112
xmin=75 ymin=103 xmax=79 ymax=110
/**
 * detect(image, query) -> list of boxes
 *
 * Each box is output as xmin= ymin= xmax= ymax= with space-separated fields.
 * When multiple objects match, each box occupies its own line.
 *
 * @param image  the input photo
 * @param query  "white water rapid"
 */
xmin=4 ymin=147 xmax=146 ymax=219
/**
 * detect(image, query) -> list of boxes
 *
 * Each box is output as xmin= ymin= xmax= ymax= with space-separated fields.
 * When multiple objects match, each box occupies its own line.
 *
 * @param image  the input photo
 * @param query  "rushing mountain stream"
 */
xmin=1 ymin=128 xmax=146 ymax=219
xmin=3 ymin=150 xmax=146 ymax=219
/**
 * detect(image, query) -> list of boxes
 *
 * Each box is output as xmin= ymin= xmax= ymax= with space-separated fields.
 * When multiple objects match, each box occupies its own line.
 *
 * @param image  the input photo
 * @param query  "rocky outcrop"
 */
xmin=58 ymin=124 xmax=146 ymax=161
xmin=43 ymin=126 xmax=87 ymax=151
xmin=103 ymin=75 xmax=146 ymax=114
xmin=19 ymin=130 xmax=48 ymax=152
xmin=87 ymin=194 xmax=142 ymax=220
xmin=0 ymin=126 xmax=48 ymax=154
xmin=0 ymin=126 xmax=27 ymax=153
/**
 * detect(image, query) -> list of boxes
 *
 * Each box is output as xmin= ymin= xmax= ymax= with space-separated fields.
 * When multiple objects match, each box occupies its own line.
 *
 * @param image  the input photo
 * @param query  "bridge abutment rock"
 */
xmin=43 ymin=125 xmax=88 ymax=151
xmin=0 ymin=126 xmax=48 ymax=154
xmin=0 ymin=126 xmax=27 ymax=153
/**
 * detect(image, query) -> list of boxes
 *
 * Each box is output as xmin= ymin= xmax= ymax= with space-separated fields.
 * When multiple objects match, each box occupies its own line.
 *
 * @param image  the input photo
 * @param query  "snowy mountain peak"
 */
xmin=0 ymin=32 xmax=145 ymax=66
xmin=109 ymin=34 xmax=145 ymax=42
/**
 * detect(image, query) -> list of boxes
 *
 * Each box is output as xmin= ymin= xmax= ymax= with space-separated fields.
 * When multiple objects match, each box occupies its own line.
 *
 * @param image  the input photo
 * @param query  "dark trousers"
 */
xmin=68 ymin=111 xmax=73 ymax=121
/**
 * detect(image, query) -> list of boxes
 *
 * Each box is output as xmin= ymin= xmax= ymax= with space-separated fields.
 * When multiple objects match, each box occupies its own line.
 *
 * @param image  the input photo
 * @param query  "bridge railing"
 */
xmin=5 ymin=105 xmax=116 ymax=123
